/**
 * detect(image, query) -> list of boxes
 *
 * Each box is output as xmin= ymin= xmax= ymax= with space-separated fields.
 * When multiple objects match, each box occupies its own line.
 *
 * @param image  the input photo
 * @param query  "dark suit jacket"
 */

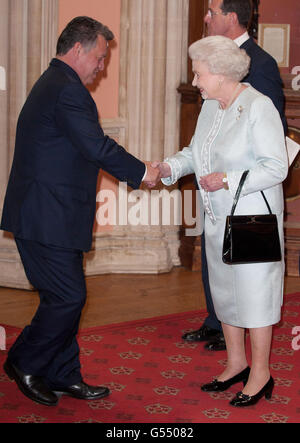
xmin=1 ymin=59 xmax=146 ymax=252
xmin=241 ymin=37 xmax=287 ymax=133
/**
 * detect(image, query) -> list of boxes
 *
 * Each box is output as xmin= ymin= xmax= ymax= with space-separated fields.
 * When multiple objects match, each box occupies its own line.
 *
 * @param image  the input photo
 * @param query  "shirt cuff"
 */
xmin=161 ymin=158 xmax=182 ymax=186
xmin=142 ymin=165 xmax=147 ymax=181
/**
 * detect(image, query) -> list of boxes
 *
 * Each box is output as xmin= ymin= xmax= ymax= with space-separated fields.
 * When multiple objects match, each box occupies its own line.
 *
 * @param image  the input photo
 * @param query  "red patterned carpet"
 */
xmin=0 ymin=293 xmax=299 ymax=424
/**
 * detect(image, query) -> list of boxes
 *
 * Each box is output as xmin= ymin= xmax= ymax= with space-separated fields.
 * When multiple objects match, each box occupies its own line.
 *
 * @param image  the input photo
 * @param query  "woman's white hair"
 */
xmin=189 ymin=36 xmax=250 ymax=82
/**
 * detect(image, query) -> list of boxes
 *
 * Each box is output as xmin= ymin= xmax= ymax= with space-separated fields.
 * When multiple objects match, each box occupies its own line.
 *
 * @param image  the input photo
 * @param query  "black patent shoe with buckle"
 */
xmin=230 ymin=376 xmax=274 ymax=407
xmin=201 ymin=366 xmax=250 ymax=392
xmin=204 ymin=334 xmax=226 ymax=351
xmin=182 ymin=325 xmax=220 ymax=342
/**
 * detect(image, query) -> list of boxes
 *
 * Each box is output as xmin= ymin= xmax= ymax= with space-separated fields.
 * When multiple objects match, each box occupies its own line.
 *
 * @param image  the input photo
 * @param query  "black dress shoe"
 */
xmin=3 ymin=359 xmax=59 ymax=407
xmin=230 ymin=376 xmax=274 ymax=407
xmin=201 ymin=367 xmax=250 ymax=392
xmin=204 ymin=333 xmax=226 ymax=351
xmin=182 ymin=325 xmax=221 ymax=342
xmin=54 ymin=381 xmax=110 ymax=400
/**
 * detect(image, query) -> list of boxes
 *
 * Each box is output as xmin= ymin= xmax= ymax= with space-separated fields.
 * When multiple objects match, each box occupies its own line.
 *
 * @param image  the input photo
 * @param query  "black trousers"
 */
xmin=194 ymin=179 xmax=222 ymax=333
xmin=8 ymin=238 xmax=86 ymax=389
xmin=201 ymin=233 xmax=222 ymax=332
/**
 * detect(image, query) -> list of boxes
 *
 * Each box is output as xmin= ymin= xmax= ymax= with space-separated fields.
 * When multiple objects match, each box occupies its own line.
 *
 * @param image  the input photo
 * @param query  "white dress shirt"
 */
xmin=234 ymin=31 xmax=250 ymax=48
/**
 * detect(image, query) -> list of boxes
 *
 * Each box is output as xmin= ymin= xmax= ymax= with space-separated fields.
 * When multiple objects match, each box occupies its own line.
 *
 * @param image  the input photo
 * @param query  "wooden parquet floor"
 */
xmin=0 ymin=267 xmax=299 ymax=329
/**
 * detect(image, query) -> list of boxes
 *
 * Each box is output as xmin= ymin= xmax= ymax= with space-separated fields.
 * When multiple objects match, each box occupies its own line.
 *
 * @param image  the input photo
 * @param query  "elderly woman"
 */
xmin=152 ymin=36 xmax=288 ymax=407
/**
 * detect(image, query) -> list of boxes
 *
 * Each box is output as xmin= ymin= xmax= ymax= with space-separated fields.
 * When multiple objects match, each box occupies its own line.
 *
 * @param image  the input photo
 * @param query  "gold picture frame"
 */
xmin=258 ymin=23 xmax=290 ymax=68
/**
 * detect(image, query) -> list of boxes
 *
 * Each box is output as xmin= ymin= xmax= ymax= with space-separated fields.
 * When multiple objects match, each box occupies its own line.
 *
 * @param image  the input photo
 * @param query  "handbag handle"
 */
xmin=230 ymin=170 xmax=273 ymax=216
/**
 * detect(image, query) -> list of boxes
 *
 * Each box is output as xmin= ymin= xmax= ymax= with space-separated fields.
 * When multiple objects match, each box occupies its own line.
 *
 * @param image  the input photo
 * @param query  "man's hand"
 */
xmin=143 ymin=162 xmax=160 ymax=188
xmin=143 ymin=161 xmax=172 ymax=188
xmin=151 ymin=162 xmax=172 ymax=179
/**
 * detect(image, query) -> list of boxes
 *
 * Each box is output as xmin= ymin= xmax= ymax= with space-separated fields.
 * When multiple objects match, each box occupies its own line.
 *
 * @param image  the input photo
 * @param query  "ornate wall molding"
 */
xmin=41 ymin=0 xmax=59 ymax=73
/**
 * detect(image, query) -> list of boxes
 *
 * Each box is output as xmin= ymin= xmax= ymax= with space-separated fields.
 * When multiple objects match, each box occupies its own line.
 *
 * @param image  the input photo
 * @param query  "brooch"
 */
xmin=237 ymin=106 xmax=244 ymax=120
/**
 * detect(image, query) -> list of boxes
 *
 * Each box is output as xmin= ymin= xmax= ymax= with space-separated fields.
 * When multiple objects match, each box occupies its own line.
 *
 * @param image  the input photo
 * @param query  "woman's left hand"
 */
xmin=199 ymin=172 xmax=225 ymax=192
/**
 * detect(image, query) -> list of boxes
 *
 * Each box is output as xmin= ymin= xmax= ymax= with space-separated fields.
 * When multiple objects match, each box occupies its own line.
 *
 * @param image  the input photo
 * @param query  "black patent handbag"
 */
xmin=222 ymin=171 xmax=282 ymax=265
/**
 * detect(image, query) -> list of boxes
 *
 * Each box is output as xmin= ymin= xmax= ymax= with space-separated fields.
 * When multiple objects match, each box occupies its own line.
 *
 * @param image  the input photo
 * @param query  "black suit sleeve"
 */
xmin=243 ymin=46 xmax=287 ymax=134
xmin=250 ymin=58 xmax=285 ymax=114
xmin=55 ymin=83 xmax=146 ymax=189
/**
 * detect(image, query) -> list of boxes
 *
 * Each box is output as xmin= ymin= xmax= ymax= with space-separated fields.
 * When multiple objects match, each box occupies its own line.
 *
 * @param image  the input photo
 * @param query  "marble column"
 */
xmin=85 ymin=0 xmax=189 ymax=275
xmin=0 ymin=0 xmax=58 ymax=288
xmin=0 ymin=0 xmax=9 ymax=206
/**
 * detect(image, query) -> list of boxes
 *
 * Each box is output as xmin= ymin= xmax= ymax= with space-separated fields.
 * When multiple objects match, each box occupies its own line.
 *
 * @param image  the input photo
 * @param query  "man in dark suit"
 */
xmin=182 ymin=0 xmax=287 ymax=350
xmin=1 ymin=17 xmax=158 ymax=406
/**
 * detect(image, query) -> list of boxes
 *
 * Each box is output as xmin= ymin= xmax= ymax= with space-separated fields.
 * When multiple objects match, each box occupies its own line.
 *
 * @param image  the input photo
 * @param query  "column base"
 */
xmin=85 ymin=227 xmax=180 ymax=275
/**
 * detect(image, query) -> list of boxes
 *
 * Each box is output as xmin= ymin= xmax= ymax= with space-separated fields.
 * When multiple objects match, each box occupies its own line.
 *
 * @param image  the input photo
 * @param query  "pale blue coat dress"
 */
xmin=163 ymin=85 xmax=288 ymax=328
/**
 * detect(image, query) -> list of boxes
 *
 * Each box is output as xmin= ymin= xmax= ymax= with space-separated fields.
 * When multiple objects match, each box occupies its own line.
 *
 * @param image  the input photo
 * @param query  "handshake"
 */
xmin=143 ymin=163 xmax=226 ymax=192
xmin=143 ymin=161 xmax=171 ymax=188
